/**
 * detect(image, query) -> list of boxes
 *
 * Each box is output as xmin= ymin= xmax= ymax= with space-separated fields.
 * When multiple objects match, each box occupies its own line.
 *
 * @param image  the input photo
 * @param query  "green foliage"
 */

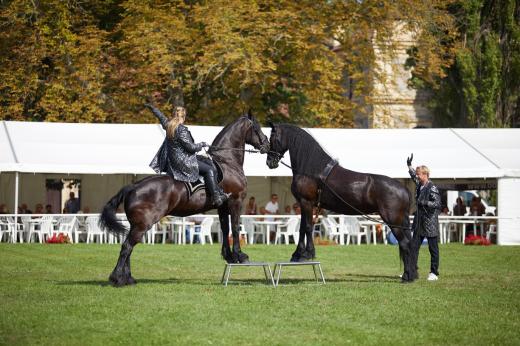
xmin=424 ymin=0 xmax=520 ymax=127
xmin=0 ymin=1 xmax=458 ymax=127
xmin=1 ymin=244 xmax=520 ymax=344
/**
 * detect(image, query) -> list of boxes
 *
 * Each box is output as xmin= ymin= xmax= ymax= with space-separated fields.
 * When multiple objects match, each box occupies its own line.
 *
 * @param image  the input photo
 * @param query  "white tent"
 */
xmin=1 ymin=121 xmax=519 ymax=244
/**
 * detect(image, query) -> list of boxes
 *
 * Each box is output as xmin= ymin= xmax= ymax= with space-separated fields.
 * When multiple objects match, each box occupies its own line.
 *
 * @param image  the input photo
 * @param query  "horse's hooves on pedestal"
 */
xmin=238 ymin=252 xmax=250 ymax=263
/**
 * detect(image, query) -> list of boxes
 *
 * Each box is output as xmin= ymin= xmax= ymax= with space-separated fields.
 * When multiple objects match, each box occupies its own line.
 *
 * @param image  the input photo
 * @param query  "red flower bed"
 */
xmin=464 ymin=235 xmax=491 ymax=246
xmin=46 ymin=233 xmax=71 ymax=244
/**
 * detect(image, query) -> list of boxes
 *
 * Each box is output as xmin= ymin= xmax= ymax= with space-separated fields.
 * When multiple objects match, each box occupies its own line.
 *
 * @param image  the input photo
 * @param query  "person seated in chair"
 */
xmin=145 ymin=102 xmax=228 ymax=207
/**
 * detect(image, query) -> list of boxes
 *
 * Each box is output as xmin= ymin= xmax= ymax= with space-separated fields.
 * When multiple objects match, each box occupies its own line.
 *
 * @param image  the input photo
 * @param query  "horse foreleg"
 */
xmin=292 ymin=200 xmax=315 ymax=262
xmin=393 ymin=226 xmax=417 ymax=283
xmin=218 ymin=205 xmax=234 ymax=263
xmin=229 ymin=200 xmax=249 ymax=263
xmin=109 ymin=237 xmax=137 ymax=287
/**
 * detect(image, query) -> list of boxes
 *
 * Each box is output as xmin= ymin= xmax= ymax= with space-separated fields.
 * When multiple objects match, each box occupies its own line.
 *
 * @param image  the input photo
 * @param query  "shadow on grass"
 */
xmin=54 ymin=277 xmax=265 ymax=287
xmin=54 ymin=273 xmax=401 ymax=287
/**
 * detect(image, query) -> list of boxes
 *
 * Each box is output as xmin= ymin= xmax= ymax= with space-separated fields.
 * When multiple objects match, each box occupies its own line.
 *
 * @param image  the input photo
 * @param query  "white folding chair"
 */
xmin=85 ymin=216 xmax=106 ymax=244
xmin=27 ymin=215 xmax=54 ymax=243
xmin=322 ymin=217 xmax=347 ymax=245
xmin=274 ymin=217 xmax=300 ymax=245
xmin=341 ymin=216 xmax=368 ymax=245
xmin=190 ymin=217 xmax=213 ymax=244
xmin=53 ymin=216 xmax=77 ymax=243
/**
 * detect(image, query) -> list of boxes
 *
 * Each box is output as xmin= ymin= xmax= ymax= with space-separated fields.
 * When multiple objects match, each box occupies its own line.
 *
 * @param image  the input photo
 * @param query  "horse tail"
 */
xmin=99 ymin=185 xmax=133 ymax=235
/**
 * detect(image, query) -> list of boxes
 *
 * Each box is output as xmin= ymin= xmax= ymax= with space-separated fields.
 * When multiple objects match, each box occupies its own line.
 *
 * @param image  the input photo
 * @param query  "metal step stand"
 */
xmin=221 ymin=262 xmax=275 ymax=286
xmin=273 ymin=261 xmax=326 ymax=286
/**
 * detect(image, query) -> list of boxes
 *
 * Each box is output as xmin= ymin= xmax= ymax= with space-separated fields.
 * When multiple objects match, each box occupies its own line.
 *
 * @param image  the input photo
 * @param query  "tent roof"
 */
xmin=1 ymin=120 xmax=519 ymax=179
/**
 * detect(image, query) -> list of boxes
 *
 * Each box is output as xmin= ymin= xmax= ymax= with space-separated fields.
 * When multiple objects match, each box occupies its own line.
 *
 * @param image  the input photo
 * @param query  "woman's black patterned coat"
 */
xmin=409 ymin=167 xmax=442 ymax=237
xmin=148 ymin=106 xmax=202 ymax=182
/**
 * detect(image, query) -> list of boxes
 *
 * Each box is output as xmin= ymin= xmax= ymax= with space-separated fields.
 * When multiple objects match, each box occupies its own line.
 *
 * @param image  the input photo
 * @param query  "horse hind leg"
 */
xmin=109 ymin=225 xmax=145 ymax=287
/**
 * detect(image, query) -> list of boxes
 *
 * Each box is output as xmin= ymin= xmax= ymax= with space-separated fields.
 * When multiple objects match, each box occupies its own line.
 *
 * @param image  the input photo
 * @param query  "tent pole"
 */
xmin=13 ymin=171 xmax=19 ymax=243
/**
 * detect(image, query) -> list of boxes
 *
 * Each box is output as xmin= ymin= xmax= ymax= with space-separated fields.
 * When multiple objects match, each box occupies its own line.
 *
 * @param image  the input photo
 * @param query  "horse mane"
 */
xmin=278 ymin=124 xmax=334 ymax=178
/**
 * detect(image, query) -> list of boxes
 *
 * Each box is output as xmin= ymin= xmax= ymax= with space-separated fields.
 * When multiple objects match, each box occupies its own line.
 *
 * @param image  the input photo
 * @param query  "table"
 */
xmin=251 ymin=220 xmax=283 ymax=245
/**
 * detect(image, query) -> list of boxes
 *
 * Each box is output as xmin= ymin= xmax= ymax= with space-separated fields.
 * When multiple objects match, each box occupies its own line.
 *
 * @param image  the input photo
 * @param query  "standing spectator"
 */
xmin=64 ymin=192 xmax=80 ymax=214
xmin=407 ymin=154 xmax=442 ymax=282
xmin=244 ymin=196 xmax=257 ymax=215
xmin=453 ymin=197 xmax=467 ymax=216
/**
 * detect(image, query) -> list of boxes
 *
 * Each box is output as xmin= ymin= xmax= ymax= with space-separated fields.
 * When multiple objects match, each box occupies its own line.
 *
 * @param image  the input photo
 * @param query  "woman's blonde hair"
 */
xmin=166 ymin=106 xmax=186 ymax=138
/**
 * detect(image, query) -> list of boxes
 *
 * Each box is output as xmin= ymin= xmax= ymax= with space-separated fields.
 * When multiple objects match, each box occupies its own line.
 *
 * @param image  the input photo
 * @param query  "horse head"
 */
xmin=266 ymin=122 xmax=287 ymax=169
xmin=244 ymin=110 xmax=269 ymax=154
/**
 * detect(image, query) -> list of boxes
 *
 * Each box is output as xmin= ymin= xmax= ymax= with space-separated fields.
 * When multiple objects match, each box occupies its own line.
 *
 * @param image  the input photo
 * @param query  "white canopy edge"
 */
xmin=1 ymin=121 xmax=519 ymax=179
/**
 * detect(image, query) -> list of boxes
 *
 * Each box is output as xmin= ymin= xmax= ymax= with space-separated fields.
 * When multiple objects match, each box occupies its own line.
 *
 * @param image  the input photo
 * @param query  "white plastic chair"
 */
xmin=486 ymin=224 xmax=497 ymax=242
xmin=27 ymin=216 xmax=54 ymax=243
xmin=322 ymin=217 xmax=347 ymax=245
xmin=274 ymin=217 xmax=300 ymax=245
xmin=241 ymin=217 xmax=256 ymax=244
xmin=85 ymin=216 xmax=106 ymax=244
xmin=52 ymin=216 xmax=77 ymax=243
xmin=0 ymin=217 xmax=10 ymax=242
xmin=341 ymin=216 xmax=368 ymax=245
xmin=5 ymin=217 xmax=25 ymax=243
xmin=190 ymin=217 xmax=213 ymax=244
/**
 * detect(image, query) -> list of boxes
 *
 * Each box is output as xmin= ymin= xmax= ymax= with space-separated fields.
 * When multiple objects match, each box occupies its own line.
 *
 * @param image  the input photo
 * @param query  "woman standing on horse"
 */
xmin=145 ymin=103 xmax=228 ymax=207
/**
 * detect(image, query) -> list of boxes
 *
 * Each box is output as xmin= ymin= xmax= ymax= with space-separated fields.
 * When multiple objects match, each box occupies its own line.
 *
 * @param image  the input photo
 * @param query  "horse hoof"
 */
xmin=126 ymin=276 xmax=137 ymax=285
xmin=238 ymin=252 xmax=250 ymax=263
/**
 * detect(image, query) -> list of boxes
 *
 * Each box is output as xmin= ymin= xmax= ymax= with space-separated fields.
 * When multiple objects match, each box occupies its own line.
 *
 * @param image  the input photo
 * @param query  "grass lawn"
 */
xmin=1 ymin=243 xmax=519 ymax=345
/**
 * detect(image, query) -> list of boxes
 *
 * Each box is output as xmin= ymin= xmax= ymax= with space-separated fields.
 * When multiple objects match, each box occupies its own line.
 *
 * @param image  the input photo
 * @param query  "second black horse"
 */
xmin=266 ymin=123 xmax=417 ymax=282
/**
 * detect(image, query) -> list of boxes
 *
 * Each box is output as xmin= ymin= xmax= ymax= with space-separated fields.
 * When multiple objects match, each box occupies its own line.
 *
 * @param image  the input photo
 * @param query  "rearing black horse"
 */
xmin=99 ymin=113 xmax=269 ymax=287
xmin=266 ymin=123 xmax=417 ymax=282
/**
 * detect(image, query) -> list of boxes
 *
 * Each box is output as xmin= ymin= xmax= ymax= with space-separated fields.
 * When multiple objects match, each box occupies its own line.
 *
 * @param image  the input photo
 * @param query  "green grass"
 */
xmin=1 ymin=243 xmax=520 ymax=345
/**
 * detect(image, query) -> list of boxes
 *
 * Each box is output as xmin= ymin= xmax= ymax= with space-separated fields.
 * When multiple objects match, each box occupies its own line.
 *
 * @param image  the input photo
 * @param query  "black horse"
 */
xmin=266 ymin=123 xmax=417 ymax=282
xmin=99 ymin=113 xmax=269 ymax=286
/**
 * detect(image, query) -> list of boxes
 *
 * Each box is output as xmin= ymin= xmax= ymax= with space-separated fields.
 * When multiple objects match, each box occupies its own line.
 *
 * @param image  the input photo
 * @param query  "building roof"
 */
xmin=1 ymin=120 xmax=519 ymax=179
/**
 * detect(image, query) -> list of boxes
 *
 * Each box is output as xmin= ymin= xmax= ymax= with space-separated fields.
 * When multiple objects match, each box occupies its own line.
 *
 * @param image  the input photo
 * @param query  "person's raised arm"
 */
xmin=406 ymin=153 xmax=419 ymax=186
xmin=144 ymin=103 xmax=169 ymax=129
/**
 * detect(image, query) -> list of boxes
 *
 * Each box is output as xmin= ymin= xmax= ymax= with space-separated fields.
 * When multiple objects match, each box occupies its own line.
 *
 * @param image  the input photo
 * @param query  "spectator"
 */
xmin=453 ymin=197 xmax=466 ymax=216
xmin=82 ymin=206 xmax=91 ymax=214
xmin=45 ymin=204 xmax=53 ymax=214
xmin=470 ymin=196 xmax=486 ymax=216
xmin=264 ymin=194 xmax=279 ymax=215
xmin=407 ymin=154 xmax=442 ymax=282
xmin=264 ymin=194 xmax=279 ymax=221
xmin=0 ymin=203 xmax=8 ymax=214
xmin=34 ymin=203 xmax=44 ymax=214
xmin=284 ymin=205 xmax=292 ymax=214
xmin=64 ymin=192 xmax=80 ymax=214
xmin=244 ymin=196 xmax=257 ymax=215
xmin=292 ymin=203 xmax=301 ymax=215
xmin=18 ymin=203 xmax=32 ymax=214
xmin=440 ymin=206 xmax=450 ymax=216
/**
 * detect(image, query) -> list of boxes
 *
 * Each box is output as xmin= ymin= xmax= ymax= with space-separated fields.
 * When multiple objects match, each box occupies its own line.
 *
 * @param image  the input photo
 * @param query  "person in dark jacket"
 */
xmin=146 ymin=103 xmax=228 ymax=207
xmin=407 ymin=154 xmax=442 ymax=281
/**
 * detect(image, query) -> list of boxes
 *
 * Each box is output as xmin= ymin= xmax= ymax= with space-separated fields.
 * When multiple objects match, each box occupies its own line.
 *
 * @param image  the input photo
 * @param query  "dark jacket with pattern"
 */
xmin=409 ymin=167 xmax=442 ymax=237
xmin=149 ymin=106 xmax=202 ymax=182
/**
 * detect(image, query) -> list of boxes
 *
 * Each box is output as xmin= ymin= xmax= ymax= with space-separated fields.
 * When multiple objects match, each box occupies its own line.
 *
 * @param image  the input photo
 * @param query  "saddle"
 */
xmin=183 ymin=155 xmax=224 ymax=199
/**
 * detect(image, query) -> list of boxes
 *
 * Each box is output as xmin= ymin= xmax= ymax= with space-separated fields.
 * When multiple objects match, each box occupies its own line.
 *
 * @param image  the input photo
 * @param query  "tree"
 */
xmin=1 ymin=0 xmax=459 ymax=127
xmin=414 ymin=0 xmax=520 ymax=128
